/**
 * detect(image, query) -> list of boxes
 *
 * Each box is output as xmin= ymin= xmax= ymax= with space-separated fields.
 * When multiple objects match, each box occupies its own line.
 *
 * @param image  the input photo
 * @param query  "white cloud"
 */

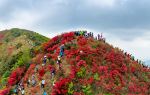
xmin=0 ymin=10 xmax=43 ymax=30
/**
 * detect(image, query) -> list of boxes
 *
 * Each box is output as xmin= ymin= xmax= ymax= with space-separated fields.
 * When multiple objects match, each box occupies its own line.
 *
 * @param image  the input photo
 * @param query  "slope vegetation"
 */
xmin=0 ymin=31 xmax=149 ymax=95
xmin=0 ymin=28 xmax=49 ymax=89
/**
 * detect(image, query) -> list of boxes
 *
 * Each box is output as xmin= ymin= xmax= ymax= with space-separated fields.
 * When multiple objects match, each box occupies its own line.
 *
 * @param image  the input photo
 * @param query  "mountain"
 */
xmin=0 ymin=31 xmax=149 ymax=95
xmin=0 ymin=28 xmax=49 ymax=88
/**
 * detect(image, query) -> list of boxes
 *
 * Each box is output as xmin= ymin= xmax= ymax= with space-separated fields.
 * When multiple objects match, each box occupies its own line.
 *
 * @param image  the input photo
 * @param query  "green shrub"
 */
xmin=82 ymin=84 xmax=92 ymax=95
xmin=77 ymin=67 xmax=86 ymax=78
xmin=16 ymin=43 xmax=22 ymax=49
xmin=11 ymin=28 xmax=21 ymax=37
xmin=68 ymin=82 xmax=74 ymax=95
xmin=94 ymin=73 xmax=99 ymax=80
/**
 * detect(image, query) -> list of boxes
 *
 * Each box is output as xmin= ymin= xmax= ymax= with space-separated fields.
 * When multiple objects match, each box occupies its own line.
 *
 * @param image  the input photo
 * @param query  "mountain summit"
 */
xmin=0 ymin=31 xmax=149 ymax=95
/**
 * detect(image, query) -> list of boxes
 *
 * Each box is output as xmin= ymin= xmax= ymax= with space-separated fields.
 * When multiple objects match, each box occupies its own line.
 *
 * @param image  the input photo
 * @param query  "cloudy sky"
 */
xmin=0 ymin=0 xmax=150 ymax=65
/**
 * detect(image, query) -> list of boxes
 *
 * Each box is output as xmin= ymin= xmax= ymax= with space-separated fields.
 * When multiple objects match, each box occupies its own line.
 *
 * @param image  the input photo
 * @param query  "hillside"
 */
xmin=0 ymin=28 xmax=49 ymax=89
xmin=0 ymin=31 xmax=150 ymax=95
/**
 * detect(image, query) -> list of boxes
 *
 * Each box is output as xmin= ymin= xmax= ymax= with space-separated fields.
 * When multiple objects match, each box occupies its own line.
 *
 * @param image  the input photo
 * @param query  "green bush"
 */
xmin=68 ymin=82 xmax=74 ymax=95
xmin=16 ymin=43 xmax=22 ymax=49
xmin=82 ymin=84 xmax=92 ymax=95
xmin=94 ymin=73 xmax=99 ymax=80
xmin=12 ymin=49 xmax=31 ymax=70
xmin=11 ymin=28 xmax=21 ymax=37
xmin=77 ymin=67 xmax=86 ymax=78
xmin=2 ymin=70 xmax=11 ymax=78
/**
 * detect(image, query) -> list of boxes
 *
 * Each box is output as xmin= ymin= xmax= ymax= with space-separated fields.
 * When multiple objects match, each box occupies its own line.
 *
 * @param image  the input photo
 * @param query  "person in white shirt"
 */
xmin=41 ymin=79 xmax=45 ymax=88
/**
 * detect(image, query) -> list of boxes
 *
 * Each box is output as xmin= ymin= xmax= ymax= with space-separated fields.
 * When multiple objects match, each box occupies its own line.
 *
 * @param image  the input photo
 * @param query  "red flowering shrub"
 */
xmin=52 ymin=78 xmax=70 ymax=95
xmin=43 ymin=35 xmax=60 ymax=51
xmin=77 ymin=36 xmax=87 ymax=46
xmin=76 ymin=55 xmax=81 ymax=62
xmin=8 ymin=67 xmax=25 ymax=86
xmin=128 ymin=83 xmax=140 ymax=93
xmin=39 ymin=68 xmax=45 ymax=77
xmin=24 ymin=64 xmax=36 ymax=82
xmin=121 ymin=64 xmax=127 ymax=73
xmin=0 ymin=88 xmax=10 ymax=95
xmin=61 ymin=32 xmax=75 ymax=43
xmin=105 ymin=51 xmax=115 ymax=63
xmin=77 ymin=60 xmax=87 ymax=67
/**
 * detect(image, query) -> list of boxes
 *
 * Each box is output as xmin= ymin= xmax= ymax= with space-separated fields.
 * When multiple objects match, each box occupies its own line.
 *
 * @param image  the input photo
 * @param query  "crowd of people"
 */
xmin=74 ymin=30 xmax=106 ymax=42
xmin=13 ymin=79 xmax=25 ymax=95
xmin=121 ymin=50 xmax=149 ymax=69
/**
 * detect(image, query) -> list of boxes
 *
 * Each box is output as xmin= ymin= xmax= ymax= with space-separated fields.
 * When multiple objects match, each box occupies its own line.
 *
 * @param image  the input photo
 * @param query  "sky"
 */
xmin=0 ymin=0 xmax=150 ymax=65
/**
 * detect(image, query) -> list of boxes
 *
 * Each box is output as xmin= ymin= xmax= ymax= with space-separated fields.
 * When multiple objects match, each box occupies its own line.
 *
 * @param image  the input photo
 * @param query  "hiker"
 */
xmin=27 ymin=79 xmax=31 ymax=87
xmin=52 ymin=80 xmax=56 ymax=86
xmin=80 ymin=50 xmax=83 ymax=54
xmin=74 ymin=31 xmax=79 ymax=36
xmin=32 ymin=74 xmax=35 ymax=80
xmin=41 ymin=79 xmax=45 ymax=88
xmin=57 ymin=56 xmax=61 ymax=69
xmin=98 ymin=34 xmax=100 ymax=40
xmin=43 ymin=90 xmax=47 ymax=95
xmin=91 ymin=32 xmax=94 ymax=37
xmin=42 ymin=56 xmax=47 ymax=66
xmin=31 ymin=79 xmax=36 ymax=87
xmin=60 ymin=44 xmax=65 ymax=57
xmin=51 ymin=67 xmax=56 ymax=79
xmin=103 ymin=38 xmax=106 ymax=43
xmin=89 ymin=32 xmax=91 ymax=37
xmin=21 ymin=88 xmax=25 ymax=95
xmin=95 ymin=37 xmax=97 ymax=40
xmin=13 ymin=86 xmax=18 ymax=95
xmin=84 ymin=32 xmax=88 ymax=38
xmin=100 ymin=33 xmax=103 ymax=39
xmin=80 ymin=31 xmax=84 ymax=36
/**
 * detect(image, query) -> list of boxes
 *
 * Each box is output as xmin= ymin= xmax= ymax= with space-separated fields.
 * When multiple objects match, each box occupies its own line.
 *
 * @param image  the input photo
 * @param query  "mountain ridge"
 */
xmin=0 ymin=30 xmax=149 ymax=95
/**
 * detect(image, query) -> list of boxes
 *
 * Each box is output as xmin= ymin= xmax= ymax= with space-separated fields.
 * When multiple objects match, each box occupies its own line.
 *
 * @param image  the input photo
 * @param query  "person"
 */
xmin=91 ymin=32 xmax=94 ymax=37
xmin=41 ymin=79 xmax=45 ymax=88
xmin=100 ymin=33 xmax=103 ymax=39
xmin=43 ymin=90 xmax=47 ymax=95
xmin=57 ymin=56 xmax=61 ymax=69
xmin=60 ymin=44 xmax=65 ymax=57
xmin=42 ymin=56 xmax=47 ymax=66
xmin=84 ymin=32 xmax=88 ymax=38
xmin=98 ymin=34 xmax=100 ymax=40
xmin=27 ymin=79 xmax=30 ymax=87
xmin=21 ymin=88 xmax=25 ymax=95
xmin=80 ymin=31 xmax=84 ymax=36
xmin=51 ymin=67 xmax=56 ymax=79
xmin=13 ymin=87 xmax=18 ymax=95
xmin=52 ymin=80 xmax=56 ymax=86
xmin=80 ymin=50 xmax=83 ymax=54
xmin=32 ymin=79 xmax=36 ymax=87
xmin=74 ymin=31 xmax=79 ymax=36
